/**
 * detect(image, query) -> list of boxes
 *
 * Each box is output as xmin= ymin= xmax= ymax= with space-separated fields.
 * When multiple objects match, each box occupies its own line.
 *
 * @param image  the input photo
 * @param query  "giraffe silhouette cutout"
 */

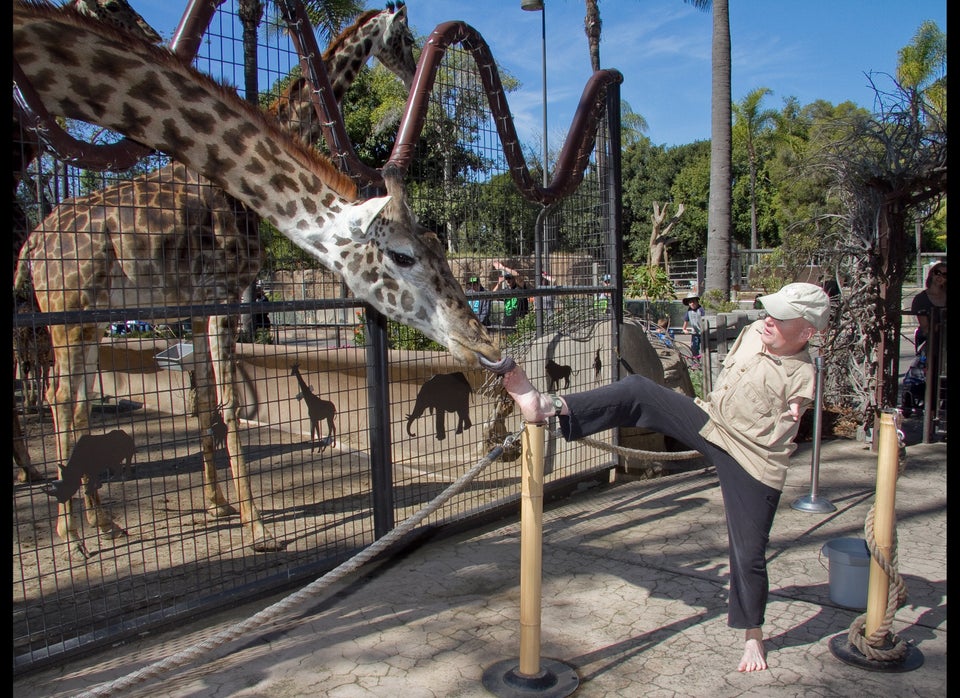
xmin=290 ymin=364 xmax=337 ymax=453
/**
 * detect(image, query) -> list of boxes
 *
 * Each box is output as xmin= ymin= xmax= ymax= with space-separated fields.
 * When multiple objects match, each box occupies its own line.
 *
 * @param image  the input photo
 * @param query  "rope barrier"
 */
xmin=73 ymin=428 xmax=523 ymax=698
xmin=564 ymin=430 xmax=702 ymax=462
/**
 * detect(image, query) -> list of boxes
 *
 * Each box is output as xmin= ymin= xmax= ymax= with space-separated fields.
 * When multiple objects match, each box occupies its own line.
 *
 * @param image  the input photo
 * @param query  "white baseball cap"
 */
xmin=758 ymin=282 xmax=830 ymax=331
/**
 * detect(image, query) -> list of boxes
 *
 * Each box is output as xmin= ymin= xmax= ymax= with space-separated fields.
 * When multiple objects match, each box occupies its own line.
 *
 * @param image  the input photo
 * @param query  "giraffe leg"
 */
xmin=191 ymin=321 xmax=236 ymax=519
xmin=48 ymin=333 xmax=91 ymax=559
xmin=208 ymin=315 xmax=282 ymax=551
xmin=79 ymin=335 xmax=126 ymax=540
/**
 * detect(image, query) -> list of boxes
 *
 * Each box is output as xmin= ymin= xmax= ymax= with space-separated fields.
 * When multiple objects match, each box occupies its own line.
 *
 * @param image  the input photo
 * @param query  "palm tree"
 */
xmin=702 ymin=0 xmax=730 ymax=298
xmin=732 ymin=86 xmax=778 ymax=250
xmin=585 ymin=1 xmax=717 ymax=292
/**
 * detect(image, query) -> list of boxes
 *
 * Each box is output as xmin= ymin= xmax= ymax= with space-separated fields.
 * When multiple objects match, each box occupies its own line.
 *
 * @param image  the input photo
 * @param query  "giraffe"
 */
xmin=13 ymin=0 xmax=500 ymax=557
xmin=290 ymin=364 xmax=337 ymax=452
xmin=13 ymin=0 xmax=161 ymax=485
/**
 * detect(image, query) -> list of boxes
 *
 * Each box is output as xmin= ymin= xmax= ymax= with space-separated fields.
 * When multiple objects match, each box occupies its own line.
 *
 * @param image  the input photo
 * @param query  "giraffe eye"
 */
xmin=388 ymin=250 xmax=415 ymax=268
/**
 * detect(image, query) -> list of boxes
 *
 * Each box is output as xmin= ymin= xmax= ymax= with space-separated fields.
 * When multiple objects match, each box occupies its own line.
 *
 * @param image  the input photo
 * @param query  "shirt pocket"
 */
xmin=725 ymin=381 xmax=778 ymax=437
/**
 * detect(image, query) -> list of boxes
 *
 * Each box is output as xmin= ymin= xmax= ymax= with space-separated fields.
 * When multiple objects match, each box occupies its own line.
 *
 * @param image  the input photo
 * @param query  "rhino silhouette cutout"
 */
xmin=406 ymin=372 xmax=473 ymax=441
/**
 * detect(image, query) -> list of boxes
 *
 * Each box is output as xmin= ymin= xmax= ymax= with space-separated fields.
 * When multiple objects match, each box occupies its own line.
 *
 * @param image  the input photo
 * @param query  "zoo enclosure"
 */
xmin=13 ymin=0 xmax=624 ymax=674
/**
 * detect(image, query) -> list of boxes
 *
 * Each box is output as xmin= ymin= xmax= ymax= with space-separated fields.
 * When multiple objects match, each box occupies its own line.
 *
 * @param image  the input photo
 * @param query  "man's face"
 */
xmin=759 ymin=313 xmax=814 ymax=355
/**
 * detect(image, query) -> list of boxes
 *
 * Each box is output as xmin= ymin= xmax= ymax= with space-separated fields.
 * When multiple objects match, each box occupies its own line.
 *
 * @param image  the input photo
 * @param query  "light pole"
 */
xmin=521 ymin=0 xmax=548 ymax=187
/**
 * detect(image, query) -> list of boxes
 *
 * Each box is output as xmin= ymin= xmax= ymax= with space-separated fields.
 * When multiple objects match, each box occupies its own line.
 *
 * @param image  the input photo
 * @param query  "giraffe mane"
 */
xmin=321 ymin=9 xmax=383 ymax=62
xmin=18 ymin=0 xmax=359 ymax=202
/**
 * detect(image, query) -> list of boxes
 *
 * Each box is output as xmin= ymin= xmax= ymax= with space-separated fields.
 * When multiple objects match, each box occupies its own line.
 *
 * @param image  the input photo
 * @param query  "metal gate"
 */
xmin=13 ymin=0 xmax=622 ymax=673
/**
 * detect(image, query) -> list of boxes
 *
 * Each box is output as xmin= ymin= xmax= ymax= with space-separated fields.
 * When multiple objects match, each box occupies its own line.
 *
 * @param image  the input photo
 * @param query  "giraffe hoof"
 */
xmin=100 ymin=524 xmax=128 ymax=540
xmin=252 ymin=536 xmax=286 ymax=552
xmin=208 ymin=503 xmax=239 ymax=519
xmin=66 ymin=541 xmax=93 ymax=561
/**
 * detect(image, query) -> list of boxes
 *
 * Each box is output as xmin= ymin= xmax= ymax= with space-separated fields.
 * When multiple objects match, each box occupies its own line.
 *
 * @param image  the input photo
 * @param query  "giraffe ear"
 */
xmin=345 ymin=196 xmax=392 ymax=237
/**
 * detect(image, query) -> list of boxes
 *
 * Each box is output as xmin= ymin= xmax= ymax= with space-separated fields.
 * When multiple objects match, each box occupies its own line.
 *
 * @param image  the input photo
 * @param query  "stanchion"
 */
xmin=482 ymin=422 xmax=579 ymax=697
xmin=829 ymin=410 xmax=923 ymax=671
xmin=792 ymin=356 xmax=836 ymax=513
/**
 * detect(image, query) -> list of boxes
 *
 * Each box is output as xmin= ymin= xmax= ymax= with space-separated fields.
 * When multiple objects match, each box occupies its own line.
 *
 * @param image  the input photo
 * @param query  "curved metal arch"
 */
xmin=388 ymin=20 xmax=624 ymax=206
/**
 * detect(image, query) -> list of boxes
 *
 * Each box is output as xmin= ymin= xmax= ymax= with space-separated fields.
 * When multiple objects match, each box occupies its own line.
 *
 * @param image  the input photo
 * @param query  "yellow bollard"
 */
xmin=481 ymin=421 xmax=579 ymax=695
xmin=828 ymin=409 xmax=923 ymax=671
xmin=518 ymin=422 xmax=546 ymax=675
xmin=865 ymin=411 xmax=899 ymax=639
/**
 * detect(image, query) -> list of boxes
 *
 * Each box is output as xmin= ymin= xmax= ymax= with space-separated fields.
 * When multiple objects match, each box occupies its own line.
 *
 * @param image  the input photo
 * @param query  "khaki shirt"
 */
xmin=694 ymin=320 xmax=816 ymax=490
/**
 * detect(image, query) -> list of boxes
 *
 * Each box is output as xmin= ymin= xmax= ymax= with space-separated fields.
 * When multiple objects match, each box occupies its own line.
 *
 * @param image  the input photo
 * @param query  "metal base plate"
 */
xmin=482 ymin=657 xmax=580 ymax=697
xmin=791 ymin=495 xmax=837 ymax=513
xmin=828 ymin=633 xmax=924 ymax=672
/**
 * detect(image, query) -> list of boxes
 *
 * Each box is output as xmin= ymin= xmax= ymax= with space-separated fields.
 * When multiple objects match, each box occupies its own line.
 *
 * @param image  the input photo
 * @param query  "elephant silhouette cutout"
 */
xmin=406 ymin=372 xmax=473 ymax=441
xmin=545 ymin=359 xmax=576 ymax=391
xmin=44 ymin=429 xmax=135 ymax=503
xmin=291 ymin=363 xmax=337 ymax=452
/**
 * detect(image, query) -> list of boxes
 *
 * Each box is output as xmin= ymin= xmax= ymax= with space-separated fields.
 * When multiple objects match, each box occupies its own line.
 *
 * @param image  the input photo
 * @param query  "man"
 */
xmin=500 ymin=282 xmax=830 ymax=672
xmin=492 ymin=263 xmax=529 ymax=329
xmin=465 ymin=275 xmax=491 ymax=326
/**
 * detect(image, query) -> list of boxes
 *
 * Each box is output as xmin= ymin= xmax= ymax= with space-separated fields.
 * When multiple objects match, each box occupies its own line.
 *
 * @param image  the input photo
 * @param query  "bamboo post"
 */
xmin=481 ymin=420 xmax=579 ymax=695
xmin=866 ymin=411 xmax=899 ymax=638
xmin=518 ymin=422 xmax=545 ymax=675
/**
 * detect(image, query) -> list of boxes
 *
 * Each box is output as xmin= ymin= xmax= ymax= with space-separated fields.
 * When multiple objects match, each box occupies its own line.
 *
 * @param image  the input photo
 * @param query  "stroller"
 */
xmin=900 ymin=340 xmax=927 ymax=418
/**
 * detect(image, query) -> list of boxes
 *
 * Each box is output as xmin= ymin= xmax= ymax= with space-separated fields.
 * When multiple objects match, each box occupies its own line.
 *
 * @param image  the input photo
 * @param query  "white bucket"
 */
xmin=821 ymin=538 xmax=870 ymax=610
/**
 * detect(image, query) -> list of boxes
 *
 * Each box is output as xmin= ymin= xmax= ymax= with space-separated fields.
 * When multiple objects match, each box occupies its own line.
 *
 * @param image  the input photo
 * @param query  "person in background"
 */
xmin=500 ymin=282 xmax=831 ymax=674
xmin=910 ymin=261 xmax=946 ymax=352
xmin=681 ymin=294 xmax=705 ymax=357
xmin=595 ymin=274 xmax=612 ymax=313
xmin=252 ymin=284 xmax=271 ymax=335
xmin=465 ymin=274 xmax=491 ymax=326
xmin=492 ymin=262 xmax=529 ymax=329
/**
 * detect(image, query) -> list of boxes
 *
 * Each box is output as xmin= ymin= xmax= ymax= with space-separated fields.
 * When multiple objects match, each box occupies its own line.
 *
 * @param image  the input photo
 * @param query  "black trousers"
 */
xmin=560 ymin=374 xmax=781 ymax=629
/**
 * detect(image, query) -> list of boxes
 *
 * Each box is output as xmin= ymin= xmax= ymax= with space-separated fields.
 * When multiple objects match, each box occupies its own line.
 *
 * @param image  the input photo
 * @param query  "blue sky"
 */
xmin=134 ymin=0 xmax=946 ymax=149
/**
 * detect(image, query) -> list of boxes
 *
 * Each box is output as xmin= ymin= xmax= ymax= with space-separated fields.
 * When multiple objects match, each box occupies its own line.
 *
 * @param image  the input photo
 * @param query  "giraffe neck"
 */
xmin=268 ymin=7 xmax=413 ymax=146
xmin=292 ymin=368 xmax=311 ymax=395
xmin=13 ymin=3 xmax=389 ymax=272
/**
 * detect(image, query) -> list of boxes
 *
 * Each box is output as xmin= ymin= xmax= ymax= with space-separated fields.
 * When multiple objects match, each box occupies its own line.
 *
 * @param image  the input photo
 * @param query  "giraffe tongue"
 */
xmin=478 ymin=355 xmax=516 ymax=375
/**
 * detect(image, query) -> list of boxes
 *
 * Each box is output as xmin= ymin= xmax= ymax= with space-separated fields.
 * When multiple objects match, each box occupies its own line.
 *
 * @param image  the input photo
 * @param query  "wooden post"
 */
xmin=866 ymin=411 xmax=899 ymax=639
xmin=518 ymin=421 xmax=546 ymax=676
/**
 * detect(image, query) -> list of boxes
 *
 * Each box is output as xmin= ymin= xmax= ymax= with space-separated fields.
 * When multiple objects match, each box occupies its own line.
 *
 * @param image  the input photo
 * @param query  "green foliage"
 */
xmin=623 ymin=264 xmax=675 ymax=301
xmin=700 ymin=289 xmax=738 ymax=313
xmin=351 ymin=310 xmax=445 ymax=351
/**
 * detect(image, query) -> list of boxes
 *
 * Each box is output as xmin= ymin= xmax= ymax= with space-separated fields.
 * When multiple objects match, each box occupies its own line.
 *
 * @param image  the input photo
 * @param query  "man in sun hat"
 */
xmin=498 ymin=281 xmax=829 ymax=673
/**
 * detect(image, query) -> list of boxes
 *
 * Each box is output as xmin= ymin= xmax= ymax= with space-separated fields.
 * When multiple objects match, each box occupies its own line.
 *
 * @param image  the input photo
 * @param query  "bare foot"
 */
xmin=738 ymin=631 xmax=767 ymax=672
xmin=501 ymin=366 xmax=551 ymax=423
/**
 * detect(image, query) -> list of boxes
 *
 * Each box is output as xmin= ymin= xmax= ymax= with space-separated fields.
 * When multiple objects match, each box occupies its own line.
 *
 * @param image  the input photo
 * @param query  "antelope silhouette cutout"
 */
xmin=290 ymin=364 xmax=337 ymax=452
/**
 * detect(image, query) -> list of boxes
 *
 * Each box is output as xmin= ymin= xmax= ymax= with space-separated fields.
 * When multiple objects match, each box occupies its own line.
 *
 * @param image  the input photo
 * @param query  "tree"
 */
xmin=703 ymin=0 xmax=731 ymax=299
xmin=816 ymin=23 xmax=946 ymax=424
xmin=732 ymin=87 xmax=778 ymax=249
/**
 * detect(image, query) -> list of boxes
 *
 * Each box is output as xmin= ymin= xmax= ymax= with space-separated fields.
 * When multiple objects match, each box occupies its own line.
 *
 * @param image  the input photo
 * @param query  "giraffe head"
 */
xmin=70 ymin=0 xmax=162 ymax=44
xmin=323 ymin=4 xmax=417 ymax=94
